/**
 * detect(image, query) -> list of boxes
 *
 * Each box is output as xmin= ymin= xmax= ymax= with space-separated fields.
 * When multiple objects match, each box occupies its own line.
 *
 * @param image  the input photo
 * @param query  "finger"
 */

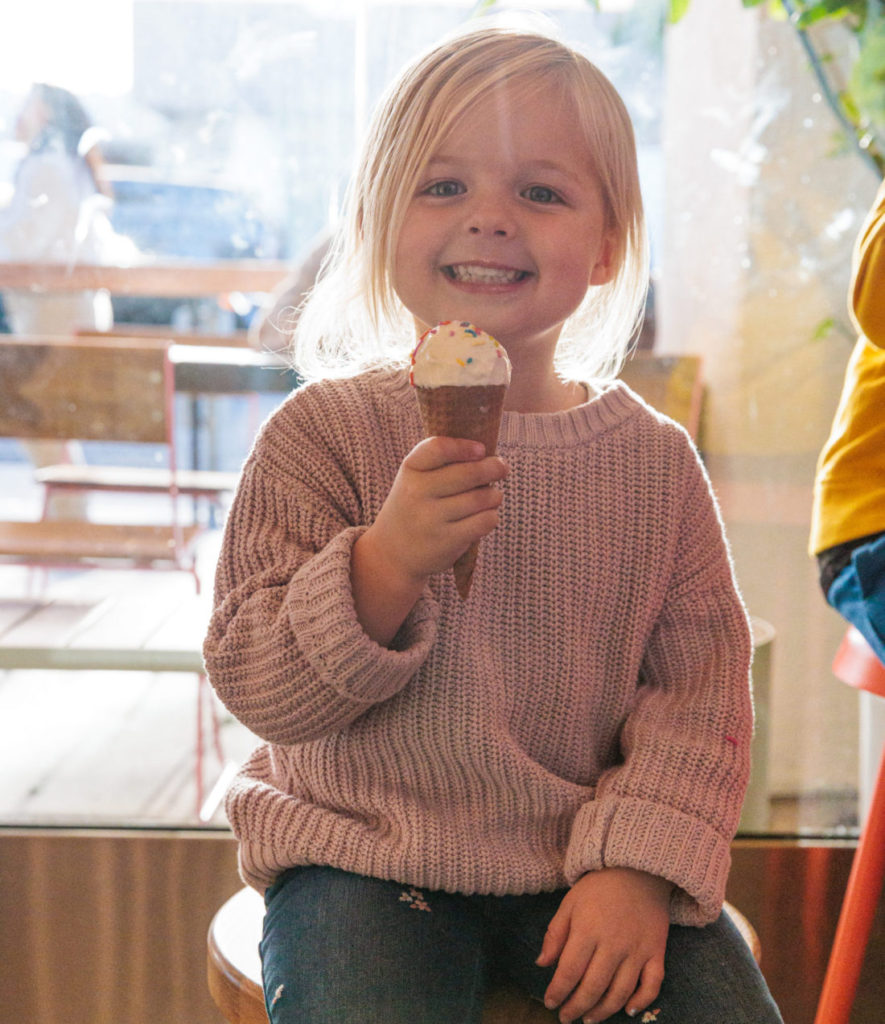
xmin=548 ymin=949 xmax=614 ymax=1022
xmin=543 ymin=939 xmax=601 ymax=1012
xmin=536 ymin=906 xmax=570 ymax=968
xmin=439 ymin=479 xmax=504 ymax=526
xmin=406 ymin=435 xmax=487 ymax=470
xmin=436 ymin=514 xmax=502 ymax=568
xmin=572 ymin=959 xmax=642 ymax=1024
xmin=624 ymin=957 xmax=665 ymax=1019
xmin=432 ymin=456 xmax=509 ymax=498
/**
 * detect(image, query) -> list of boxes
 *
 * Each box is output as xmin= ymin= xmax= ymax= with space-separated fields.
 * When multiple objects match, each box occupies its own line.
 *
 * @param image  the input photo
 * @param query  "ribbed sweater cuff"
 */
xmin=287 ymin=526 xmax=439 ymax=706
xmin=564 ymin=797 xmax=732 ymax=926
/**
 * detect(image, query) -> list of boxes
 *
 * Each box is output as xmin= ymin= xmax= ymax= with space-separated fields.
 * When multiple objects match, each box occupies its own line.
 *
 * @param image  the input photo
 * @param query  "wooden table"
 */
xmin=171 ymin=344 xmax=300 ymax=396
xmin=0 ymin=259 xmax=291 ymax=296
xmin=169 ymin=345 xmax=300 ymax=504
xmin=0 ymin=588 xmax=233 ymax=818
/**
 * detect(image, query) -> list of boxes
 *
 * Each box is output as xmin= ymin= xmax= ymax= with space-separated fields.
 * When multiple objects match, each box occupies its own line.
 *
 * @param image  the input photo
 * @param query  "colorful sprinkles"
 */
xmin=409 ymin=320 xmax=507 ymax=385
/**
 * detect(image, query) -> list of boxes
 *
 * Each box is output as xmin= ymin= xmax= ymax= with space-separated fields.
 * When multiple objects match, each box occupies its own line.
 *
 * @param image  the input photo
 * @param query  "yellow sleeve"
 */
xmin=850 ymin=179 xmax=885 ymax=347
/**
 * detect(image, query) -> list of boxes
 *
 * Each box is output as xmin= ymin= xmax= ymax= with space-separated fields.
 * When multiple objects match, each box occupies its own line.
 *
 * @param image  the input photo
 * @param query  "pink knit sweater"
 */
xmin=204 ymin=367 xmax=752 ymax=926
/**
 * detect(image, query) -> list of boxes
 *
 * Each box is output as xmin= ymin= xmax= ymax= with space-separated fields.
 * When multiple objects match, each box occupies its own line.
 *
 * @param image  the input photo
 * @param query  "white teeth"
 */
xmin=447 ymin=264 xmax=524 ymax=283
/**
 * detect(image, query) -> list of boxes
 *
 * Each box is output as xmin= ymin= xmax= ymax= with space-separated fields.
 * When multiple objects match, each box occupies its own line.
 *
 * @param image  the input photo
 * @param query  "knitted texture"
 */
xmin=204 ymin=368 xmax=753 ymax=926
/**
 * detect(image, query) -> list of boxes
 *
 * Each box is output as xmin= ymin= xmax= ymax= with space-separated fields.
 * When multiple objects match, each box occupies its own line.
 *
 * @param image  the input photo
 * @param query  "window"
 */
xmin=0 ymin=0 xmax=872 ymax=838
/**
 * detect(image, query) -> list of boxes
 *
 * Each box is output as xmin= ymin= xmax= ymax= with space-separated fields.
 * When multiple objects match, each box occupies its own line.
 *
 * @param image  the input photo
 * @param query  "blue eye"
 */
xmin=425 ymin=180 xmax=464 ymax=197
xmin=524 ymin=185 xmax=562 ymax=204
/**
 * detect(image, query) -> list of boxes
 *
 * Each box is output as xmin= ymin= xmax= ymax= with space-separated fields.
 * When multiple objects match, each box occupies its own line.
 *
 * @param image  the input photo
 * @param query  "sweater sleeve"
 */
xmin=850 ymin=178 xmax=885 ymax=347
xmin=563 ymin=448 xmax=752 ymax=926
xmin=203 ymin=389 xmax=439 ymax=745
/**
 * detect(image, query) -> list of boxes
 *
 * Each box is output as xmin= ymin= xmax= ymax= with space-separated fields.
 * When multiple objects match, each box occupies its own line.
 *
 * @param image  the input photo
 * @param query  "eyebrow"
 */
xmin=425 ymin=154 xmax=584 ymax=183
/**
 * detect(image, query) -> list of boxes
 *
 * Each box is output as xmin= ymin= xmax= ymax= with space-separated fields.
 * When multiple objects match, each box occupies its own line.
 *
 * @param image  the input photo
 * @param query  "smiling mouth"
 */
xmin=443 ymin=264 xmax=529 ymax=284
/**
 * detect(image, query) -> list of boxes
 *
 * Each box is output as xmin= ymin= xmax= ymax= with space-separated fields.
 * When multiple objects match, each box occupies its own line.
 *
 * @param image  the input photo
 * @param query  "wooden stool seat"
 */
xmin=208 ymin=886 xmax=761 ymax=1024
xmin=832 ymin=625 xmax=885 ymax=699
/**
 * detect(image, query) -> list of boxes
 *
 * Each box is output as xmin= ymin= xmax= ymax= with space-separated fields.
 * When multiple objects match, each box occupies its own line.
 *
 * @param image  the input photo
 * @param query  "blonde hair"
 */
xmin=293 ymin=22 xmax=649 ymax=383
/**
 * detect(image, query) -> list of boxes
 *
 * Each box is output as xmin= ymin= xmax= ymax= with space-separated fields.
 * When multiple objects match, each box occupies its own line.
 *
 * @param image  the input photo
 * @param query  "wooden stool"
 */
xmin=813 ymin=626 xmax=885 ymax=1024
xmin=208 ymin=886 xmax=761 ymax=1024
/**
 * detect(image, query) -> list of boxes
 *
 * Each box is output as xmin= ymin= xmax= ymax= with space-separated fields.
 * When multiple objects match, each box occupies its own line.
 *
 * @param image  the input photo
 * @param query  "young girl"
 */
xmin=205 ymin=23 xmax=783 ymax=1024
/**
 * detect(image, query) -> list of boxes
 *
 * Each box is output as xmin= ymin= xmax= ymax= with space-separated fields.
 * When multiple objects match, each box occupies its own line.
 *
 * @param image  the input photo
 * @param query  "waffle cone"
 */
xmin=415 ymin=384 xmax=506 ymax=599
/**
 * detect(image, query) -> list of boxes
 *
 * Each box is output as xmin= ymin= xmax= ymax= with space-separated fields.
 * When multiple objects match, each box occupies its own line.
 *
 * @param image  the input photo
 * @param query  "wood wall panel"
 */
xmin=0 ymin=832 xmax=883 ymax=1024
xmin=0 ymin=829 xmax=241 ymax=1024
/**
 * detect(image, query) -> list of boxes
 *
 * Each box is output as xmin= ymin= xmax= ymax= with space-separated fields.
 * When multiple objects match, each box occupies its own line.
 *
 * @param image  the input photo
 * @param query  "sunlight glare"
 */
xmin=0 ymin=0 xmax=134 ymax=96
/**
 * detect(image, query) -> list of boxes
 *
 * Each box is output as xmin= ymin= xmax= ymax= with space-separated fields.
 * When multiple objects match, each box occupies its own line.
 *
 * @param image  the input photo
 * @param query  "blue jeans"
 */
xmin=260 ymin=866 xmax=783 ymax=1023
xmin=827 ymin=531 xmax=885 ymax=666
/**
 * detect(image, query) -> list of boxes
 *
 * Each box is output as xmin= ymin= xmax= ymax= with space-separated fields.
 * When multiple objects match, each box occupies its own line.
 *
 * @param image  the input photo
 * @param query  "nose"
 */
xmin=466 ymin=191 xmax=514 ymax=237
xmin=469 ymin=224 xmax=508 ymax=237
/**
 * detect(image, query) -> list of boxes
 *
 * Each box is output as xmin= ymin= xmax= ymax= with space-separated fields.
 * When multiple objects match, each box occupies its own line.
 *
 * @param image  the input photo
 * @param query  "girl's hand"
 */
xmin=536 ymin=868 xmax=671 ymax=1023
xmin=352 ymin=436 xmax=508 ymax=643
xmin=378 ymin=435 xmax=509 ymax=580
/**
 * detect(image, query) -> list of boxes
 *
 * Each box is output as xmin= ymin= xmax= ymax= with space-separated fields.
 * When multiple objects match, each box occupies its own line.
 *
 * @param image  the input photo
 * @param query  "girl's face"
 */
xmin=393 ymin=79 xmax=615 ymax=365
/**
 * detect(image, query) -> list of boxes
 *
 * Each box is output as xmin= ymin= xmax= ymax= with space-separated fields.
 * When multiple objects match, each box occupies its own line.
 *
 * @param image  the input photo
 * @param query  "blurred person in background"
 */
xmin=0 ymin=82 xmax=120 ymax=333
xmin=0 ymin=83 xmax=132 ymax=517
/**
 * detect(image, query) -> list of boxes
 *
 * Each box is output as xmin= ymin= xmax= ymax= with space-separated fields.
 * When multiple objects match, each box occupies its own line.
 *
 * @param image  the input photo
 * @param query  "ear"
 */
xmin=588 ymin=231 xmax=617 ymax=286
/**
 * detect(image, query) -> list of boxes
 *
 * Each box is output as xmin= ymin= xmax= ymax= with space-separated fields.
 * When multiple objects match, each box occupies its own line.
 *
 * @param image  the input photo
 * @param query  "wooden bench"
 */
xmin=0 ymin=334 xmax=213 ymax=589
xmin=23 ymin=332 xmax=243 ymax=523
xmin=33 ymin=461 xmax=240 ymax=511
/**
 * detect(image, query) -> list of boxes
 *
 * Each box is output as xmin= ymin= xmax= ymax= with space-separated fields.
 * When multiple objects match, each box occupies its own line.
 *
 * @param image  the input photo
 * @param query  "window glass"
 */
xmin=0 ymin=0 xmax=869 ymax=840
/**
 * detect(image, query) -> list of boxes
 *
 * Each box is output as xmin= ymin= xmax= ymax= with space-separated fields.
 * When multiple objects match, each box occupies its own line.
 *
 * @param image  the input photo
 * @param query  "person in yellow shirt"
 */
xmin=810 ymin=177 xmax=885 ymax=664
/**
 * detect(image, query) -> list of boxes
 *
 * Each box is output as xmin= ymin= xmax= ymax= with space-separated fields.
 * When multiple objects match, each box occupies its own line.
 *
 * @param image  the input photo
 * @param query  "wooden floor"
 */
xmin=0 ymin=563 xmax=867 ymax=835
xmin=0 ymin=562 xmax=860 ymax=833
xmin=0 ymin=658 xmax=257 ymax=826
xmin=0 ymin=538 xmax=257 ymax=828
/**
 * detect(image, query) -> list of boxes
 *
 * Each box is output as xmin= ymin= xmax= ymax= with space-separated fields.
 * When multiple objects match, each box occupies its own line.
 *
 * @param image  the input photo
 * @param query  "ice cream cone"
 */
xmin=409 ymin=321 xmax=511 ymax=599
xmin=414 ymin=384 xmax=506 ymax=452
xmin=414 ymin=383 xmax=507 ymax=598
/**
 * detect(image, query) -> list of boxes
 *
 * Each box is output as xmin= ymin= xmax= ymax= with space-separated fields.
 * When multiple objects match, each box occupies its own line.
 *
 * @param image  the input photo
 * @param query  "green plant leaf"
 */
xmin=839 ymin=88 xmax=861 ymax=123
xmin=796 ymin=4 xmax=854 ymax=28
xmin=668 ymin=0 xmax=692 ymax=23
xmin=468 ymin=0 xmax=498 ymax=16
xmin=852 ymin=18 xmax=885 ymax=132
xmin=813 ymin=317 xmax=835 ymax=340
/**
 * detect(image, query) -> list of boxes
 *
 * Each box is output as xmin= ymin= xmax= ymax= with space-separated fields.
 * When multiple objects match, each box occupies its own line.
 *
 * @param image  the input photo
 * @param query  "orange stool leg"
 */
xmin=813 ymin=739 xmax=885 ymax=1024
